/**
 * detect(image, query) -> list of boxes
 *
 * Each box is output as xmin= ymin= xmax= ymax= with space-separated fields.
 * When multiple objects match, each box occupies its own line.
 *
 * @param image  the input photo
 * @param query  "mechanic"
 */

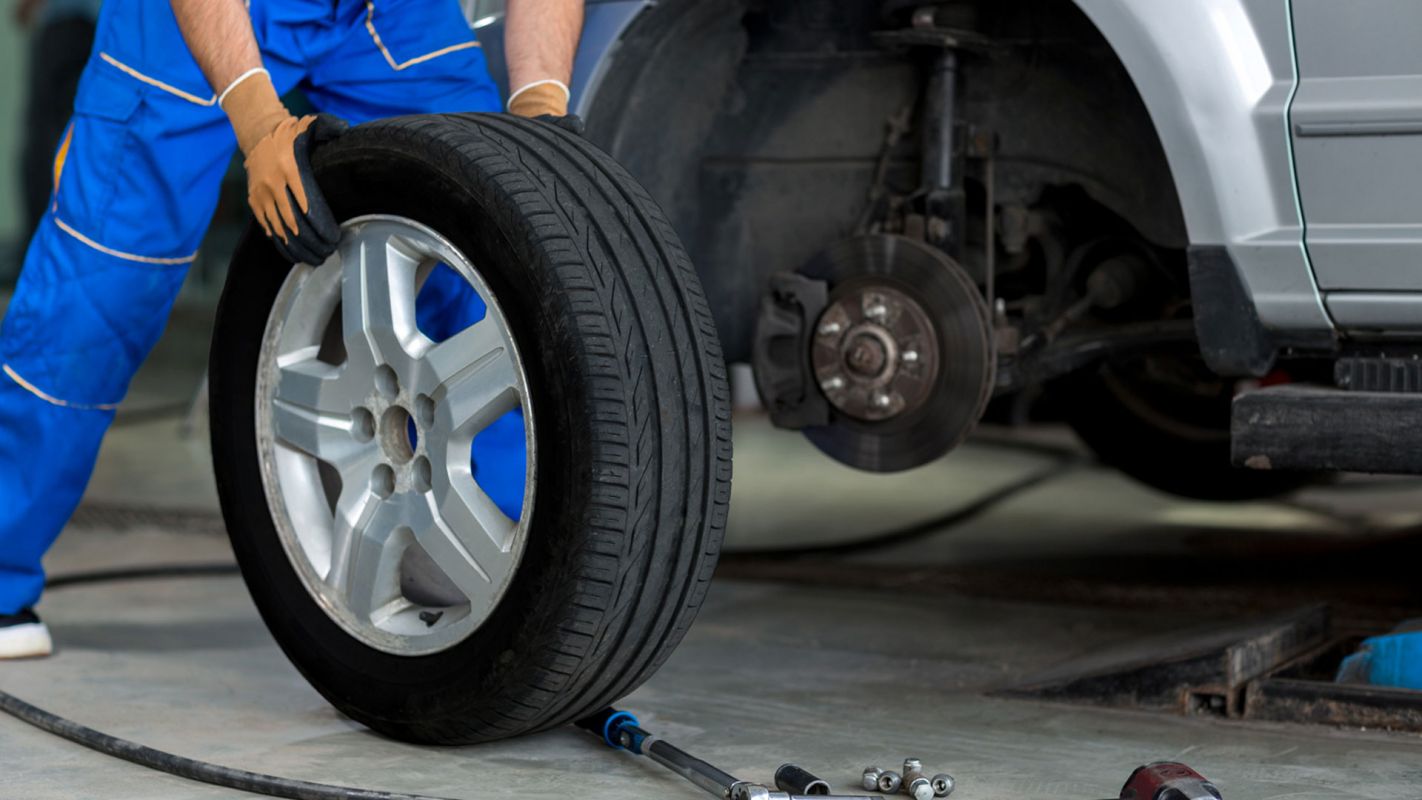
xmin=0 ymin=0 xmax=582 ymax=659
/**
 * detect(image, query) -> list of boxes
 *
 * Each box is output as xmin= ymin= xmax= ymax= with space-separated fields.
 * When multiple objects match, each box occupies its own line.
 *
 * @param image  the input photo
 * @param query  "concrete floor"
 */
xmin=5 ymin=318 xmax=1422 ymax=799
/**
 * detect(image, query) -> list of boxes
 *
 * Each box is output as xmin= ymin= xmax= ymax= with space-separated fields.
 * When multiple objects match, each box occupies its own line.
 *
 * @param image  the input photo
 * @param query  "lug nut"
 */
xmin=904 ymin=775 xmax=934 ymax=800
xmin=823 ymin=376 xmax=846 ymax=392
xmin=872 ymin=391 xmax=893 ymax=409
xmin=901 ymin=349 xmax=919 ymax=364
xmin=903 ymin=762 xmax=932 ymax=800
xmin=818 ymin=320 xmax=843 ymax=337
xmin=931 ymin=774 xmax=955 ymax=797
xmin=877 ymin=770 xmax=902 ymax=794
xmin=862 ymin=767 xmax=885 ymax=792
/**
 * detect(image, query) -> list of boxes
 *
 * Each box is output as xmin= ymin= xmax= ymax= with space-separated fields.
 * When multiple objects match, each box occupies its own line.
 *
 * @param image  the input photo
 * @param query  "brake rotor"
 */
xmin=799 ymin=235 xmax=995 ymax=472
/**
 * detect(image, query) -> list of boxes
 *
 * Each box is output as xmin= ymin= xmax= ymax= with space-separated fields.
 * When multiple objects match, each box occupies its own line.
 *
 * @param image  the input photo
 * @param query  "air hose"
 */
xmin=0 ymin=562 xmax=461 ymax=800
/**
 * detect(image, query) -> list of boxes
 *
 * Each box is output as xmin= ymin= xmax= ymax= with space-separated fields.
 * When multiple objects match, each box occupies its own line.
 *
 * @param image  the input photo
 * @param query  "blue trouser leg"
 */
xmin=0 ymin=218 xmax=193 ymax=614
xmin=0 ymin=337 xmax=114 ymax=613
xmin=0 ymin=0 xmax=302 ymax=614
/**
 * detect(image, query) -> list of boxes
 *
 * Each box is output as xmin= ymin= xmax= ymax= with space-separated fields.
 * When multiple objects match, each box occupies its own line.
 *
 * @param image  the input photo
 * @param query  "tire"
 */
xmin=209 ymin=114 xmax=732 ymax=744
xmin=1058 ymin=357 xmax=1313 ymax=501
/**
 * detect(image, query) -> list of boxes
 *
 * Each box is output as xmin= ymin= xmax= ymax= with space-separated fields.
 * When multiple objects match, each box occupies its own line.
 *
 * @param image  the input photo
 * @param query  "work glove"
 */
xmin=222 ymin=71 xmax=347 ymax=265
xmin=508 ymin=79 xmax=584 ymax=135
xmin=535 ymin=114 xmax=586 ymax=136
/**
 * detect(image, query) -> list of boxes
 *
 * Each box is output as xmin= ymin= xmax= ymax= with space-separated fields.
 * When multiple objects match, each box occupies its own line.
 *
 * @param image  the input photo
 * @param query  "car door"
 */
xmin=1289 ymin=0 xmax=1422 ymax=329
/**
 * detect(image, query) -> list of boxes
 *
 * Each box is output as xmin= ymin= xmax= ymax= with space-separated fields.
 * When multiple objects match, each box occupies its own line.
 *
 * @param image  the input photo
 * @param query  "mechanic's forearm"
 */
xmin=505 ymin=0 xmax=583 ymax=115
xmin=171 ymin=0 xmax=263 ymax=96
xmin=171 ymin=0 xmax=284 ymax=152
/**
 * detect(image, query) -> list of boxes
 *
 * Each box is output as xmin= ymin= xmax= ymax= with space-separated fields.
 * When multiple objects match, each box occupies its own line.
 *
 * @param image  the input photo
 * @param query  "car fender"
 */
xmin=1072 ymin=0 xmax=1333 ymax=342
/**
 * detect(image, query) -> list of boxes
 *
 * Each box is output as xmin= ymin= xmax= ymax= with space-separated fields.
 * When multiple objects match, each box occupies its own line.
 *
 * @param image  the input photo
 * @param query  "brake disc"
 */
xmin=799 ymin=235 xmax=995 ymax=472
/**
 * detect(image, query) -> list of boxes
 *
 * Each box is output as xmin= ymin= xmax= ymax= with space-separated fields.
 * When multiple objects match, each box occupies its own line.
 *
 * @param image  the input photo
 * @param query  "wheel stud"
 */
xmin=902 ymin=349 xmax=920 ymax=364
xmin=864 ymin=299 xmax=889 ymax=321
xmin=823 ymin=375 xmax=845 ymax=392
xmin=818 ymin=320 xmax=843 ymax=338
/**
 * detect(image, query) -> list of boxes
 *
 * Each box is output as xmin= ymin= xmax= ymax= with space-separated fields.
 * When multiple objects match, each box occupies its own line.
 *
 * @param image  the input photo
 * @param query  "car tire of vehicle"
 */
xmin=209 ymin=114 xmax=732 ymax=744
xmin=1058 ymin=363 xmax=1315 ymax=502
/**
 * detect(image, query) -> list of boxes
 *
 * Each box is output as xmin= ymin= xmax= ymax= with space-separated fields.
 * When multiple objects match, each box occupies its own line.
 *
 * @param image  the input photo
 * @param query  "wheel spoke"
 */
xmin=423 ymin=320 xmax=520 ymax=434
xmin=340 ymin=226 xmax=420 ymax=367
xmin=420 ymin=470 xmax=517 ymax=602
xmin=327 ymin=490 xmax=412 ymax=620
xmin=271 ymin=360 xmax=367 ymax=470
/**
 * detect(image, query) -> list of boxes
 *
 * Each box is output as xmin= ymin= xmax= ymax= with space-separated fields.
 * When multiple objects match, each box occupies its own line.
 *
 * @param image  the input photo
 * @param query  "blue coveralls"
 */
xmin=0 ymin=0 xmax=526 ymax=615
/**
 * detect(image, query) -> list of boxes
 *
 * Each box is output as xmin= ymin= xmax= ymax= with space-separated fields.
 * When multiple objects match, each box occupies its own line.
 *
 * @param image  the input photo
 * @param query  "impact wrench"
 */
xmin=1114 ymin=762 xmax=1221 ymax=800
xmin=577 ymin=708 xmax=883 ymax=800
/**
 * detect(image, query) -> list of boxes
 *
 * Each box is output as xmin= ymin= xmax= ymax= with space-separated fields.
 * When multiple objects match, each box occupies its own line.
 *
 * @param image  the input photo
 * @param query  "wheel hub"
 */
xmin=812 ymin=286 xmax=940 ymax=422
xmin=364 ymin=383 xmax=431 ymax=496
xmin=769 ymin=234 xmax=997 ymax=473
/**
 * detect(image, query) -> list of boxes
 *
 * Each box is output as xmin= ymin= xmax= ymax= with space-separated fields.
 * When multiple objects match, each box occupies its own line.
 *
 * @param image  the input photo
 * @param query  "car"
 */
xmin=479 ymin=0 xmax=1422 ymax=497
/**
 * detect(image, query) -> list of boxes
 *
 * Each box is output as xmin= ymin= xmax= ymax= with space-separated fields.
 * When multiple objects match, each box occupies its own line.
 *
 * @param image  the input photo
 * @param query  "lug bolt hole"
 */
xmin=416 ymin=393 xmax=435 ymax=428
xmin=371 ymin=464 xmax=396 ymax=498
xmin=375 ymin=365 xmax=400 ymax=398
xmin=414 ymin=455 xmax=432 ymax=492
xmin=352 ymin=407 xmax=376 ymax=442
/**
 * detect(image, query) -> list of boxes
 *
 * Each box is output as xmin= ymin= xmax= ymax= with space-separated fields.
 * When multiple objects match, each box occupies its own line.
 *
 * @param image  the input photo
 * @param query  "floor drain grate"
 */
xmin=996 ymin=604 xmax=1422 ymax=732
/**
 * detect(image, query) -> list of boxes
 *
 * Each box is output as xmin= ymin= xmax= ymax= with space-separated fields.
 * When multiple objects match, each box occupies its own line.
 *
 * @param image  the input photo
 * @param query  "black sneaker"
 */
xmin=0 ymin=609 xmax=52 ymax=659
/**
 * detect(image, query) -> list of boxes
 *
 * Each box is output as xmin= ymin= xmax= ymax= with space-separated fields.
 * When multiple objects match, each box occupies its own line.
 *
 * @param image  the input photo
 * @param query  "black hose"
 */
xmin=44 ymin=562 xmax=239 ymax=589
xmin=111 ymin=401 xmax=191 ymax=428
xmin=726 ymin=455 xmax=1081 ymax=560
xmin=0 ymin=563 xmax=462 ymax=800
xmin=0 ymin=690 xmax=460 ymax=800
xmin=963 ymin=430 xmax=1087 ymax=460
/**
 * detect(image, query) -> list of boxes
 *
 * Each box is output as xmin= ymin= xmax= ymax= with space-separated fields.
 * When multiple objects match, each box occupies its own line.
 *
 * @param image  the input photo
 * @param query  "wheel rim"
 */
xmin=255 ymin=215 xmax=536 ymax=656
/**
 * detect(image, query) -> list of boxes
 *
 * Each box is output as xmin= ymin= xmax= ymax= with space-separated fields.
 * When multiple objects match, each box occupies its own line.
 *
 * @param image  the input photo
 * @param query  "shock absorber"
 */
xmin=921 ymin=47 xmax=964 ymax=256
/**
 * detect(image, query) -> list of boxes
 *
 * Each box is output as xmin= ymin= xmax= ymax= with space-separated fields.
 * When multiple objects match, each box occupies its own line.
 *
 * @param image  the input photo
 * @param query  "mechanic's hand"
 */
xmin=508 ymin=79 xmax=583 ymax=135
xmin=222 ymin=70 xmax=346 ymax=265
xmin=243 ymin=114 xmax=347 ymax=264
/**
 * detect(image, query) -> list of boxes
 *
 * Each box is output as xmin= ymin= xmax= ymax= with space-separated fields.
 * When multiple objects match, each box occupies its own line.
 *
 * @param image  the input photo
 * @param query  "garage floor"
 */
xmin=4 ymin=312 xmax=1422 ymax=799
